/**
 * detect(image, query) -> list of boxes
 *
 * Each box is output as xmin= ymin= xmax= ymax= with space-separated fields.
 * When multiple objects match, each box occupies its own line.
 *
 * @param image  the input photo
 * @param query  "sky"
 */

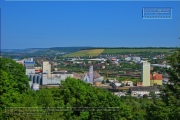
xmin=0 ymin=1 xmax=180 ymax=49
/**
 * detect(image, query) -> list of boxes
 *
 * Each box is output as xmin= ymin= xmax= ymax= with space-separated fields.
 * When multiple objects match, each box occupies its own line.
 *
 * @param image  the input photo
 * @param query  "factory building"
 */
xmin=24 ymin=58 xmax=35 ymax=75
xmin=14 ymin=58 xmax=73 ymax=90
xmin=142 ymin=61 xmax=150 ymax=86
xmin=27 ymin=62 xmax=74 ymax=90
xmin=28 ymin=72 xmax=74 ymax=90
xmin=51 ymin=71 xmax=74 ymax=80
xmin=43 ymin=61 xmax=51 ymax=79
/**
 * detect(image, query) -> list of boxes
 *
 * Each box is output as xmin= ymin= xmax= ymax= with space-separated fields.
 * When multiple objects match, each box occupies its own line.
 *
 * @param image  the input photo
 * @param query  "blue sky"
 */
xmin=1 ymin=1 xmax=180 ymax=49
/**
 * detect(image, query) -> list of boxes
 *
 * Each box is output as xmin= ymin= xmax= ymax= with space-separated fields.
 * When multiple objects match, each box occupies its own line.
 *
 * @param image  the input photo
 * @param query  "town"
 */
xmin=12 ymin=48 xmax=172 ymax=98
xmin=1 ymin=0 xmax=179 ymax=119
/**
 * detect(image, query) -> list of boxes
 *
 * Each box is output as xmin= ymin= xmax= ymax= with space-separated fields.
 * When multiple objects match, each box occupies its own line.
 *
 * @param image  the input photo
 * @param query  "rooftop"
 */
xmin=130 ymin=86 xmax=159 ymax=92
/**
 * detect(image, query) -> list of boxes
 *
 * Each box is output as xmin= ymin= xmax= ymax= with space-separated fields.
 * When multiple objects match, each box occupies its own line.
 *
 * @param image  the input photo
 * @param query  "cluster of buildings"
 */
xmin=15 ymin=58 xmax=104 ymax=90
xmin=15 ymin=58 xmax=74 ymax=90
xmin=140 ymin=61 xmax=162 ymax=86
xmin=125 ymin=57 xmax=141 ymax=62
xmin=130 ymin=61 xmax=162 ymax=97
xmin=15 ymin=58 xmax=164 ymax=97
xmin=110 ymin=61 xmax=163 ymax=97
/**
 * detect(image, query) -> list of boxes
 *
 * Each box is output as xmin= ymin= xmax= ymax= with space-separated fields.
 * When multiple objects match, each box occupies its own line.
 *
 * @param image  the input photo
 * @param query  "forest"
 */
xmin=0 ymin=49 xmax=179 ymax=120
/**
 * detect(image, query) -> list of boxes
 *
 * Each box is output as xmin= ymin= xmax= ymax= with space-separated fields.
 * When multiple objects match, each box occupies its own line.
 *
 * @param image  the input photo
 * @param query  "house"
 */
xmin=137 ymin=82 xmax=143 ymax=86
xmin=150 ymin=73 xmax=162 ymax=86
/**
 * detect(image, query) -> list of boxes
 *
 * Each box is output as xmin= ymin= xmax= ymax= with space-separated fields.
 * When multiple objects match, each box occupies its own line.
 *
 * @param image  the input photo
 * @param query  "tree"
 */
xmin=0 ymin=58 xmax=30 ymax=93
xmin=148 ymin=48 xmax=180 ymax=119
xmin=0 ymin=58 xmax=30 ymax=119
xmin=161 ymin=48 xmax=180 ymax=119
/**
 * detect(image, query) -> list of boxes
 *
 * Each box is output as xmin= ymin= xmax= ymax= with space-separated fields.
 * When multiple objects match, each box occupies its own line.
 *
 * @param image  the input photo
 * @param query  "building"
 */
xmin=150 ymin=73 xmax=162 ymax=86
xmin=114 ymin=92 xmax=126 ymax=97
xmin=74 ymin=71 xmax=103 ymax=82
xmin=93 ymin=81 xmax=101 ymax=86
xmin=132 ymin=57 xmax=141 ymax=62
xmin=35 ymin=67 xmax=42 ymax=73
xmin=27 ymin=61 xmax=74 ymax=90
xmin=43 ymin=61 xmax=51 ymax=79
xmin=89 ymin=66 xmax=93 ymax=84
xmin=15 ymin=60 xmax=24 ymax=66
xmin=130 ymin=86 xmax=160 ymax=96
xmin=84 ymin=74 xmax=90 ymax=83
xmin=28 ymin=73 xmax=43 ymax=90
xmin=125 ymin=57 xmax=131 ymax=61
xmin=24 ymin=58 xmax=35 ymax=75
xmin=51 ymin=71 xmax=74 ymax=80
xmin=26 ymin=60 xmax=71 ymax=90
xmin=122 ymin=81 xmax=133 ymax=86
xmin=137 ymin=82 xmax=143 ymax=86
xmin=142 ymin=61 xmax=150 ymax=86
xmin=151 ymin=64 xmax=171 ymax=68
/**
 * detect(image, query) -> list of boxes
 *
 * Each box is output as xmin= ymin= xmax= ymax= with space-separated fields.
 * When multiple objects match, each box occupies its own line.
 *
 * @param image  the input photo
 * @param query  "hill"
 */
xmin=64 ymin=48 xmax=176 ymax=57
xmin=64 ymin=49 xmax=104 ymax=57
xmin=102 ymin=48 xmax=175 ymax=54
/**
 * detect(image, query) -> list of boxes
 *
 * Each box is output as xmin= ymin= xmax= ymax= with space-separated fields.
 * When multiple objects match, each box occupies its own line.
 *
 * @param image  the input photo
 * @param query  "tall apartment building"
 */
xmin=142 ymin=61 xmax=150 ymax=86
xmin=43 ymin=61 xmax=51 ymax=79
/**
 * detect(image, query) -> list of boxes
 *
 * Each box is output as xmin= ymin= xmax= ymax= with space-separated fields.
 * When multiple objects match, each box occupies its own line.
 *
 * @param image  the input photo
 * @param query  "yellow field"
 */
xmin=64 ymin=49 xmax=104 ymax=57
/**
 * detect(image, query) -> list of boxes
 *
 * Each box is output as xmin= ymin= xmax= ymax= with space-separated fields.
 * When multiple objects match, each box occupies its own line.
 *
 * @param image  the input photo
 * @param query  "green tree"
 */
xmin=0 ymin=58 xmax=30 ymax=119
xmin=0 ymin=58 xmax=29 ymax=93
xmin=148 ymin=48 xmax=180 ymax=120
xmin=161 ymin=49 xmax=180 ymax=119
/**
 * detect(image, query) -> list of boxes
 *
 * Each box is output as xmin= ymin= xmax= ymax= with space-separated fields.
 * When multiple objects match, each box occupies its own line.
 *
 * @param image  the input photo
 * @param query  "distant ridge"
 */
xmin=81 ymin=47 xmax=178 ymax=50
xmin=1 ymin=47 xmax=178 ymax=54
xmin=64 ymin=47 xmax=177 ymax=57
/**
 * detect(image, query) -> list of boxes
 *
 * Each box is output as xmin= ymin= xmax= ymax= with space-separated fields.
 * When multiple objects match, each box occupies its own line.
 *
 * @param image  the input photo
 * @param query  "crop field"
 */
xmin=64 ymin=48 xmax=176 ymax=57
xmin=64 ymin=49 xmax=104 ymax=57
xmin=102 ymin=48 xmax=175 ymax=54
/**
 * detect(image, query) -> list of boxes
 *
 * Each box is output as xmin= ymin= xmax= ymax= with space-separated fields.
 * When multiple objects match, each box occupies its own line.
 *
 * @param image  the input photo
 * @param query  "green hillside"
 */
xmin=64 ymin=48 xmax=176 ymax=57
xmin=102 ymin=48 xmax=175 ymax=54
xmin=64 ymin=49 xmax=104 ymax=57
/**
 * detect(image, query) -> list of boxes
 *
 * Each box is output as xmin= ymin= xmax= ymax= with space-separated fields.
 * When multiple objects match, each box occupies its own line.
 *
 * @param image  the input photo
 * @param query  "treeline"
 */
xmin=0 ymin=49 xmax=180 ymax=120
xmin=81 ymin=47 xmax=178 ymax=50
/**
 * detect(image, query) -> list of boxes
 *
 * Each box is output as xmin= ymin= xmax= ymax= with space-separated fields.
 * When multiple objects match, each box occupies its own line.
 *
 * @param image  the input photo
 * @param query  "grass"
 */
xmin=64 ymin=48 xmax=176 ymax=57
xmin=103 ymin=48 xmax=175 ymax=54
xmin=64 ymin=49 xmax=104 ymax=57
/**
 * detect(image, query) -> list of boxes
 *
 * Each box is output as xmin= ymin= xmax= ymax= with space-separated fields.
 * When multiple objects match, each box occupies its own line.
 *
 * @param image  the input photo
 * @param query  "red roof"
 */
xmin=150 ymin=74 xmax=162 ymax=80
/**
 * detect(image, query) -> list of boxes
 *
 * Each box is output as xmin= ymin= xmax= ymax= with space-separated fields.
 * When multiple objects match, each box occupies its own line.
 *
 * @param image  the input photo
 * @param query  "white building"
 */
xmin=130 ymin=86 xmax=160 ymax=96
xmin=125 ymin=57 xmax=131 ymax=61
xmin=84 ymin=74 xmax=90 ymax=83
xmin=132 ymin=57 xmax=141 ymax=62
xmin=142 ymin=61 xmax=150 ymax=86
xmin=32 ymin=83 xmax=40 ymax=91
